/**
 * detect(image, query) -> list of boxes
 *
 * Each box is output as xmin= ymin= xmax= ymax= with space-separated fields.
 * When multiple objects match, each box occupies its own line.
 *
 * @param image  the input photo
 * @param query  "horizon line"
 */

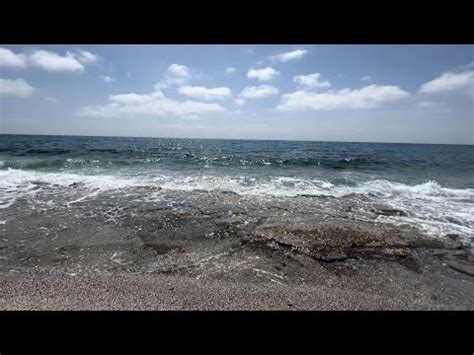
xmin=0 ymin=132 xmax=473 ymax=146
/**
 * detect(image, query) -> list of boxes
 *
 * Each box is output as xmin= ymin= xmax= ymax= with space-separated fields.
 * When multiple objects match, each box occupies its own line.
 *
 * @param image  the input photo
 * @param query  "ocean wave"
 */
xmin=353 ymin=180 xmax=474 ymax=199
xmin=1 ymin=168 xmax=473 ymax=198
xmin=1 ymin=168 xmax=472 ymax=239
xmin=0 ymin=168 xmax=145 ymax=191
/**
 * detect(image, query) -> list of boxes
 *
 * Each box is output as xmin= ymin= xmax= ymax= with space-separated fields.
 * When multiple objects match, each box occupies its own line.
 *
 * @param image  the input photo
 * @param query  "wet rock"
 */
xmin=398 ymin=255 xmax=422 ymax=273
xmin=442 ymin=251 xmax=474 ymax=276
xmin=296 ymin=194 xmax=335 ymax=199
xmin=240 ymin=236 xmax=252 ymax=245
xmin=260 ymin=222 xmax=401 ymax=262
xmin=219 ymin=190 xmax=239 ymax=196
xmin=318 ymin=252 xmax=348 ymax=262
xmin=143 ymin=241 xmax=184 ymax=254
xmin=432 ymin=249 xmax=449 ymax=256
xmin=384 ymin=248 xmax=410 ymax=258
xmin=136 ymin=186 xmax=162 ymax=192
xmin=367 ymin=241 xmax=383 ymax=248
xmin=442 ymin=234 xmax=463 ymax=250
xmin=373 ymin=209 xmax=408 ymax=217
xmin=446 ymin=234 xmax=461 ymax=241
xmin=194 ymin=189 xmax=209 ymax=194
xmin=7 ymin=184 xmax=470 ymax=287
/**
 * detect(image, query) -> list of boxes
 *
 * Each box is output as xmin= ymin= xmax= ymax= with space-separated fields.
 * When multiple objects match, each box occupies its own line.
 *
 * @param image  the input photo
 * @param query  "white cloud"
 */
xmin=109 ymin=91 xmax=165 ymax=105
xmin=167 ymin=64 xmax=190 ymax=78
xmin=0 ymin=48 xmax=27 ymax=68
xmin=360 ymin=75 xmax=373 ymax=82
xmin=178 ymin=86 xmax=231 ymax=100
xmin=78 ymin=90 xmax=225 ymax=118
xmin=154 ymin=64 xmax=191 ymax=89
xmin=235 ymin=98 xmax=245 ymax=106
xmin=0 ymin=48 xmax=99 ymax=73
xmin=270 ymin=49 xmax=307 ymax=63
xmin=277 ymin=84 xmax=409 ymax=111
xmin=29 ymin=50 xmax=84 ymax=72
xmin=416 ymin=101 xmax=447 ymax=108
xmin=226 ymin=67 xmax=236 ymax=73
xmin=419 ymin=71 xmax=474 ymax=95
xmin=240 ymin=85 xmax=279 ymax=99
xmin=293 ymin=73 xmax=330 ymax=89
xmin=0 ymin=78 xmax=34 ymax=97
xmin=75 ymin=50 xmax=99 ymax=64
xmin=100 ymin=75 xmax=115 ymax=83
xmin=46 ymin=96 xmax=58 ymax=103
xmin=247 ymin=67 xmax=279 ymax=81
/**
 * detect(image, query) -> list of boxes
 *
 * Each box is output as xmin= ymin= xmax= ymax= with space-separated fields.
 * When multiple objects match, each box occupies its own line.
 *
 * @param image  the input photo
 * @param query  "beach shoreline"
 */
xmin=1 ymin=188 xmax=473 ymax=310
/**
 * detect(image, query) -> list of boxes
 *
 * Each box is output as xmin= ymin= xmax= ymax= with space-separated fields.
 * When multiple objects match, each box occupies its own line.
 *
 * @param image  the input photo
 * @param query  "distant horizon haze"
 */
xmin=1 ymin=132 xmax=473 ymax=146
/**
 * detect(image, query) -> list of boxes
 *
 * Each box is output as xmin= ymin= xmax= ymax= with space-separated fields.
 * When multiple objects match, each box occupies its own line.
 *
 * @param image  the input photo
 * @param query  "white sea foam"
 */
xmin=0 ymin=168 xmax=472 ymax=239
xmin=0 ymin=168 xmax=145 ymax=191
xmin=0 ymin=168 xmax=149 ymax=210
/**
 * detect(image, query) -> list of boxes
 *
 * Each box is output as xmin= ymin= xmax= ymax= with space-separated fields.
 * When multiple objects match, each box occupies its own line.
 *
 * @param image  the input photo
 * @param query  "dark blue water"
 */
xmin=1 ymin=134 xmax=473 ymax=239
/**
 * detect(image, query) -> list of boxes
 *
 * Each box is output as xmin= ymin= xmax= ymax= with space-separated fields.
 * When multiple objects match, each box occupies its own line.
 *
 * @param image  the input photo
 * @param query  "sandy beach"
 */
xmin=1 ymin=252 xmax=473 ymax=310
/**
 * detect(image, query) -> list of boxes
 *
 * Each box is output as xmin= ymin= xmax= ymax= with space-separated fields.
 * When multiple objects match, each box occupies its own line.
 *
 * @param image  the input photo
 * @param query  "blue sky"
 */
xmin=0 ymin=45 xmax=473 ymax=144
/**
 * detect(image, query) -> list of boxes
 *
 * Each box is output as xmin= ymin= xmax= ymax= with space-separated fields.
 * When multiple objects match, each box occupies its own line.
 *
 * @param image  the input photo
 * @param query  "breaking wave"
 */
xmin=1 ymin=168 xmax=473 ymax=240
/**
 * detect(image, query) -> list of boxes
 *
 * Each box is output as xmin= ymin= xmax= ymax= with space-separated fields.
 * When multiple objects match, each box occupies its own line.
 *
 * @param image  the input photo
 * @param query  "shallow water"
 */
xmin=1 ymin=134 xmax=473 ymax=240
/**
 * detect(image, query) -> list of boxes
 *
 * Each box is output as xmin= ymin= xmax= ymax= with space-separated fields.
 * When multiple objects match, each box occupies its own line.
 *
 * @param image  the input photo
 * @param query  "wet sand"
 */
xmin=1 ymin=188 xmax=473 ymax=310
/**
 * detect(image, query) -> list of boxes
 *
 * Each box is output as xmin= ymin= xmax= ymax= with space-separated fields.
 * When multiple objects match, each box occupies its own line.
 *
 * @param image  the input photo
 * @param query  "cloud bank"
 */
xmin=419 ymin=70 xmax=474 ymax=96
xmin=78 ymin=90 xmax=225 ymax=118
xmin=0 ymin=47 xmax=99 ymax=72
xmin=278 ymin=84 xmax=409 ymax=111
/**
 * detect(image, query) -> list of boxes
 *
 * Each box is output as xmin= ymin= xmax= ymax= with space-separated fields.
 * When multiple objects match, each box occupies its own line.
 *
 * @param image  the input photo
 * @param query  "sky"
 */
xmin=0 ymin=45 xmax=473 ymax=144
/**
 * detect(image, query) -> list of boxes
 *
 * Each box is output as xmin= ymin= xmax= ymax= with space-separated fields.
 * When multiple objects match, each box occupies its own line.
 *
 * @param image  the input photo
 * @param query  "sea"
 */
xmin=1 ymin=134 xmax=473 ymax=240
